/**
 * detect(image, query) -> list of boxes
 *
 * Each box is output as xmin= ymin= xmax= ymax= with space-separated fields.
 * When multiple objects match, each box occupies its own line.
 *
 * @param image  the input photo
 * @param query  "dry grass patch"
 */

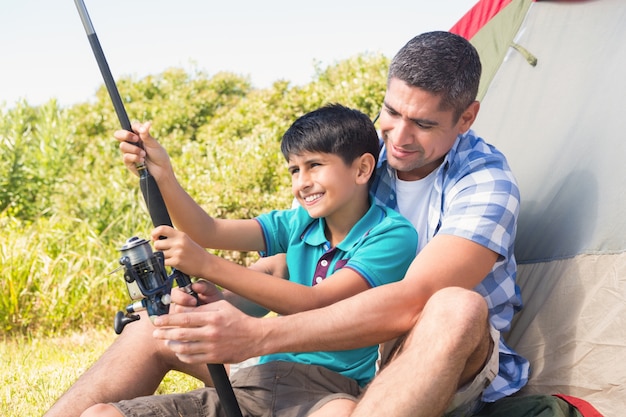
xmin=1 ymin=329 xmax=204 ymax=417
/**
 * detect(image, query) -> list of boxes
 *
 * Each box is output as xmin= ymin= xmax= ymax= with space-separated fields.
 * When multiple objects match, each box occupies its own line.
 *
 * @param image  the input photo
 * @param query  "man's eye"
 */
xmin=416 ymin=121 xmax=434 ymax=130
xmin=385 ymin=107 xmax=399 ymax=117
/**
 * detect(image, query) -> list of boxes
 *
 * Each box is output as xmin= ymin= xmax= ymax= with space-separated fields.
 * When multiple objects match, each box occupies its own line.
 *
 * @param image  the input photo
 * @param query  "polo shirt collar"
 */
xmin=301 ymin=198 xmax=383 ymax=251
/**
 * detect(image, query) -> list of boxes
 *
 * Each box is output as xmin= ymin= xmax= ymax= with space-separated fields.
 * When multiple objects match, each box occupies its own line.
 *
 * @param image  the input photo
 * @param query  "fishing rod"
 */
xmin=73 ymin=2 xmax=243 ymax=416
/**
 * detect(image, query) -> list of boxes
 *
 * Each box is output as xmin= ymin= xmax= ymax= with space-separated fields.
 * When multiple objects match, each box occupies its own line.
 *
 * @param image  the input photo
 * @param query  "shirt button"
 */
xmin=315 ymin=277 xmax=324 ymax=284
xmin=320 ymin=260 xmax=328 ymax=267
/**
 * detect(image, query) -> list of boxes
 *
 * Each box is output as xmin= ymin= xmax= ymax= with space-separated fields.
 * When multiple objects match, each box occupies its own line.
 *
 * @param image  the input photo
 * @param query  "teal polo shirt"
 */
xmin=255 ymin=199 xmax=417 ymax=386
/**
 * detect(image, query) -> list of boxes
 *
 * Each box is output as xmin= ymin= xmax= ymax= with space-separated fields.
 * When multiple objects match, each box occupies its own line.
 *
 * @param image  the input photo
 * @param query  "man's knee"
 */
xmin=399 ymin=287 xmax=489 ymax=356
xmin=424 ymin=287 xmax=488 ymax=329
xmin=113 ymin=312 xmax=170 ymax=361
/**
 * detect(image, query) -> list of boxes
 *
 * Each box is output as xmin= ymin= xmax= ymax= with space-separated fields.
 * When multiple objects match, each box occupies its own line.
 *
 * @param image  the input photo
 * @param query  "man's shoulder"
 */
xmin=454 ymin=129 xmax=507 ymax=162
xmin=447 ymin=130 xmax=515 ymax=182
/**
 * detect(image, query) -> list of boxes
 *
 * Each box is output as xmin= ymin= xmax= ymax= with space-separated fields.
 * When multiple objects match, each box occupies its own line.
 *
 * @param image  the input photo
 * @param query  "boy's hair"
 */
xmin=388 ymin=31 xmax=482 ymax=122
xmin=281 ymin=104 xmax=380 ymax=186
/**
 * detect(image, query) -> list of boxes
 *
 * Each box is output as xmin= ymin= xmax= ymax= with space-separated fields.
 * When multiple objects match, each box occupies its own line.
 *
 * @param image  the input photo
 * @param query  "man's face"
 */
xmin=379 ymin=78 xmax=476 ymax=181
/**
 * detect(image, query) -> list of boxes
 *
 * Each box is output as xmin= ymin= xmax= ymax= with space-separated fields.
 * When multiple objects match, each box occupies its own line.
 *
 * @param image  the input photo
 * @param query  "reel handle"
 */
xmin=114 ymin=311 xmax=140 ymax=335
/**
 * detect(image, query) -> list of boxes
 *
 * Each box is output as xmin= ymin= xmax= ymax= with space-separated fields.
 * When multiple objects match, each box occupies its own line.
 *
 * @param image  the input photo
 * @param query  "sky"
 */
xmin=1 ymin=0 xmax=477 ymax=108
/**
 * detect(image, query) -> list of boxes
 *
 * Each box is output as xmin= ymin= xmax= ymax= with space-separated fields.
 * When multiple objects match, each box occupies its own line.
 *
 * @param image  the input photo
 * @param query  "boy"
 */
xmin=83 ymin=104 xmax=417 ymax=416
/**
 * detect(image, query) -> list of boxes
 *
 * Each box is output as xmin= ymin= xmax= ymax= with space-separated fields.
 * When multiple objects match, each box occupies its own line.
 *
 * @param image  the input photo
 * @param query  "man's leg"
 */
xmin=44 ymin=311 xmax=213 ymax=417
xmin=351 ymin=287 xmax=492 ymax=417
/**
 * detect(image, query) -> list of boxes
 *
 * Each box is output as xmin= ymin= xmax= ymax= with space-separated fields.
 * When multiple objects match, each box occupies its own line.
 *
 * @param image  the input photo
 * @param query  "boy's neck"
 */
xmin=323 ymin=193 xmax=371 ymax=247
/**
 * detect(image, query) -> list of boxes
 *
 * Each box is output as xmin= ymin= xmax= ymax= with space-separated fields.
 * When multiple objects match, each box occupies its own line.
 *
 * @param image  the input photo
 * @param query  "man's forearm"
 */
xmin=257 ymin=280 xmax=422 ymax=354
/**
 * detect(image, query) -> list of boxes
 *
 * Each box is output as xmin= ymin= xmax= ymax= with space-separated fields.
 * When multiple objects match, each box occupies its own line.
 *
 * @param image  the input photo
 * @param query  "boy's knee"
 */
xmin=81 ymin=403 xmax=123 ymax=417
xmin=309 ymin=398 xmax=357 ymax=417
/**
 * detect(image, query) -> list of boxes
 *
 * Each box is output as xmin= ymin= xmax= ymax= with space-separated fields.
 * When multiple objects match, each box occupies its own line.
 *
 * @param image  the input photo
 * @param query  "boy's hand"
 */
xmin=151 ymin=225 xmax=208 ymax=278
xmin=114 ymin=121 xmax=172 ymax=181
xmin=171 ymin=280 xmax=225 ymax=310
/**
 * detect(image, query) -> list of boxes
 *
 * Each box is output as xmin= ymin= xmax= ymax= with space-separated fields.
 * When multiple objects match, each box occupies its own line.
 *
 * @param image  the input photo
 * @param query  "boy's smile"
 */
xmin=288 ymin=151 xmax=371 ymax=245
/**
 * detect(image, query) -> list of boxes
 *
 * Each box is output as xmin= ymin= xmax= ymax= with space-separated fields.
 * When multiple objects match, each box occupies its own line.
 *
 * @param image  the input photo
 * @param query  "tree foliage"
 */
xmin=0 ymin=53 xmax=389 ymax=335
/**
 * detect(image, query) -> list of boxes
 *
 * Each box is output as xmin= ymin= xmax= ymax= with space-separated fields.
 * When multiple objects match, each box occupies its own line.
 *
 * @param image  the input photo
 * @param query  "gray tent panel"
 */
xmin=470 ymin=1 xmax=626 ymax=415
xmin=475 ymin=0 xmax=626 ymax=263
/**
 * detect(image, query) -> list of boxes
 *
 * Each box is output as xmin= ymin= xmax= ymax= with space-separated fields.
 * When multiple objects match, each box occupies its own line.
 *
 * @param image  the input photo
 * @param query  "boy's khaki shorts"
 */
xmin=112 ymin=361 xmax=361 ymax=417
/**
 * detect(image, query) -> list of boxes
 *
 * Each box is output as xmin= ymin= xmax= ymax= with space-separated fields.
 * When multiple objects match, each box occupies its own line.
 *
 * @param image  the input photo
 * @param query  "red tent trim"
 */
xmin=553 ymin=395 xmax=604 ymax=417
xmin=450 ymin=0 xmax=514 ymax=39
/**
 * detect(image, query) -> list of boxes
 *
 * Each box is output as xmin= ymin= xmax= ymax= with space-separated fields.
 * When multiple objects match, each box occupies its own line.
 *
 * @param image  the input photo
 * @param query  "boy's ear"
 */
xmin=355 ymin=153 xmax=376 ymax=185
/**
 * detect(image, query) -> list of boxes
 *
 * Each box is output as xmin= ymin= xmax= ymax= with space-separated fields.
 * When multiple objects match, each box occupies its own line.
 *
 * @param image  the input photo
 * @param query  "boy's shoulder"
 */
xmin=366 ymin=203 xmax=416 ymax=236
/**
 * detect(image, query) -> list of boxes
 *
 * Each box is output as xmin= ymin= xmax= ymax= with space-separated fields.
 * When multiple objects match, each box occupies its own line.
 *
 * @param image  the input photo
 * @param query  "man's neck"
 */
xmin=396 ymin=157 xmax=444 ymax=181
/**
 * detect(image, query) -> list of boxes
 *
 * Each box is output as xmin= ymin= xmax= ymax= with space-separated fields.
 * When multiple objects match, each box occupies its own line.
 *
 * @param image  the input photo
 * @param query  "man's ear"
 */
xmin=355 ymin=153 xmax=376 ymax=185
xmin=458 ymin=100 xmax=480 ymax=134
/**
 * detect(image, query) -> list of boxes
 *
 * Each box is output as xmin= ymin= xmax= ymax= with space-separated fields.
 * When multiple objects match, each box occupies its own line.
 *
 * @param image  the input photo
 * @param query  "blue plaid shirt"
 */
xmin=371 ymin=129 xmax=530 ymax=402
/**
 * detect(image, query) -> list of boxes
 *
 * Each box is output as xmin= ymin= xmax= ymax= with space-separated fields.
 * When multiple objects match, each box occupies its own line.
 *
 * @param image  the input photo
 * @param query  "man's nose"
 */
xmin=387 ymin=120 xmax=415 ymax=147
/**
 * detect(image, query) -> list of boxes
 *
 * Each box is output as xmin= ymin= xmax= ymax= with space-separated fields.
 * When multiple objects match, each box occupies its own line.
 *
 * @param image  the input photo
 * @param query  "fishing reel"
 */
xmin=113 ymin=236 xmax=183 ymax=334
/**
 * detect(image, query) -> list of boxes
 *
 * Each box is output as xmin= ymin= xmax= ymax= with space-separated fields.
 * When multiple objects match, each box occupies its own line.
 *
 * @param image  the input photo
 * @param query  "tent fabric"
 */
xmin=449 ymin=0 xmax=514 ymax=40
xmin=554 ymin=394 xmax=605 ymax=417
xmin=451 ymin=0 xmax=535 ymax=100
xmin=475 ymin=394 xmax=583 ymax=417
xmin=449 ymin=0 xmax=626 ymax=416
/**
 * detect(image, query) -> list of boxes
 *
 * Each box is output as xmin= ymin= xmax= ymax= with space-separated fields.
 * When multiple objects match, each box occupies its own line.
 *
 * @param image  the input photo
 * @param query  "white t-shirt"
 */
xmin=394 ymin=169 xmax=437 ymax=253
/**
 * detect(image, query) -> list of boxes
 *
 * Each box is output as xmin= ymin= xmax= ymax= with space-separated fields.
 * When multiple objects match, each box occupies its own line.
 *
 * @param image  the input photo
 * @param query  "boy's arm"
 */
xmin=156 ymin=209 xmax=417 ymax=315
xmin=116 ymin=123 xmax=266 ymax=251
xmin=157 ymin=226 xmax=371 ymax=315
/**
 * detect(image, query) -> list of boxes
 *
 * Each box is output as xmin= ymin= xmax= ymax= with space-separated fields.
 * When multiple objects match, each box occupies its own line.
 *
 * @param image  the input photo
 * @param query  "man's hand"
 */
xmin=152 ymin=299 xmax=264 ymax=364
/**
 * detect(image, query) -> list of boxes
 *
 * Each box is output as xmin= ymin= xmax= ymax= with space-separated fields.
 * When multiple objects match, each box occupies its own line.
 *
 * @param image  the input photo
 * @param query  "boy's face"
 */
xmin=379 ymin=77 xmax=477 ymax=181
xmin=288 ymin=151 xmax=366 ymax=220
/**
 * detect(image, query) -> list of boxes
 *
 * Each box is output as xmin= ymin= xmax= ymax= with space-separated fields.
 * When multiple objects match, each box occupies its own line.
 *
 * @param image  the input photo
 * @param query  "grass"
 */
xmin=1 ymin=329 xmax=204 ymax=417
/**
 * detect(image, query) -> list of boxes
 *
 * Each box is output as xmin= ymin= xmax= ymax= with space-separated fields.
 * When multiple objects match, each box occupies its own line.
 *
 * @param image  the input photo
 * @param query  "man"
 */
xmin=46 ymin=31 xmax=528 ymax=417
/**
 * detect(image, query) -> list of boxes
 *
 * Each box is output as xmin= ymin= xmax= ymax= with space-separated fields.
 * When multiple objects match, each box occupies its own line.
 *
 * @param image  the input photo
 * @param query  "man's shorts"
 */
xmin=378 ymin=324 xmax=500 ymax=417
xmin=112 ymin=361 xmax=362 ymax=417
xmin=444 ymin=325 xmax=500 ymax=416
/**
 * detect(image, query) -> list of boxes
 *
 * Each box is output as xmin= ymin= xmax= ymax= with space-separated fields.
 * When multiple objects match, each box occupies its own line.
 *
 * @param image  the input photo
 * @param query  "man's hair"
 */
xmin=388 ymin=31 xmax=482 ymax=122
xmin=281 ymin=103 xmax=379 ymax=185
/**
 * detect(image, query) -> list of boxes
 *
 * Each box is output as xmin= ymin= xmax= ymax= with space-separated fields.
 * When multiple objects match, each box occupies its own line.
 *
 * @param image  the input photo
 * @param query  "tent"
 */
xmin=450 ymin=0 xmax=626 ymax=415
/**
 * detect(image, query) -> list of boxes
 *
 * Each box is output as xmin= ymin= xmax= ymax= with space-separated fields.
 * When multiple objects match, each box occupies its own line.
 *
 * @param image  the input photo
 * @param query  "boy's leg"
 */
xmin=308 ymin=399 xmax=357 ymax=417
xmin=80 ymin=404 xmax=123 ymax=417
xmin=44 ymin=311 xmax=213 ymax=417
xmin=351 ymin=287 xmax=493 ymax=417
xmin=82 ymin=387 xmax=227 ymax=417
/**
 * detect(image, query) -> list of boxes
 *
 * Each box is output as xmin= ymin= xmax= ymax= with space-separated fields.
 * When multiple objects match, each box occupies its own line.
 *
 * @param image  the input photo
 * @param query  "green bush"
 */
xmin=0 ymin=52 xmax=389 ymax=336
